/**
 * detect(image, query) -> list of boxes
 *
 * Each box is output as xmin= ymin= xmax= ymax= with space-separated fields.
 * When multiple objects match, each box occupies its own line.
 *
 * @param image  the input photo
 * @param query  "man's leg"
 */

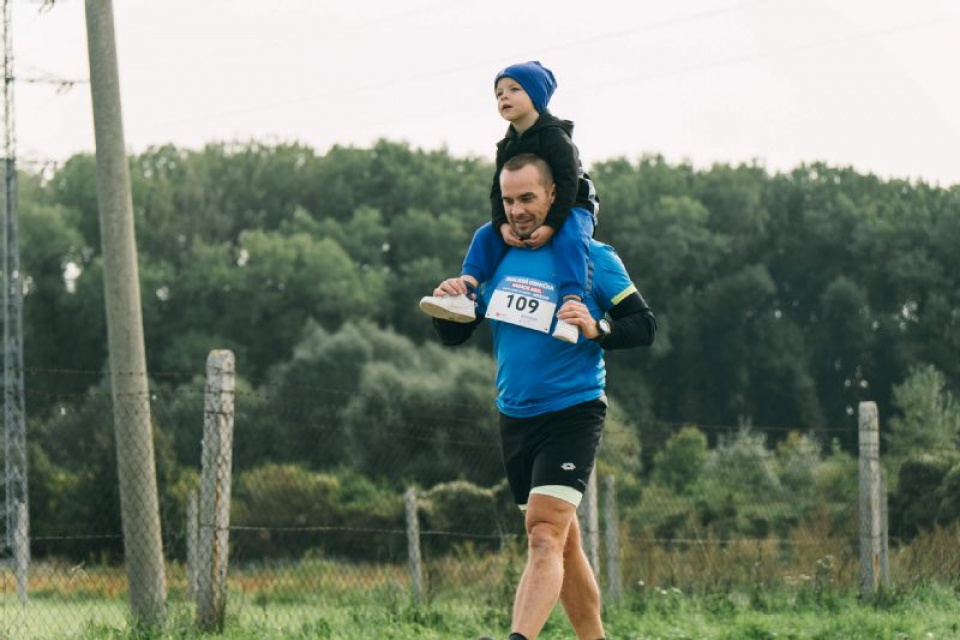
xmin=559 ymin=515 xmax=605 ymax=640
xmin=511 ymin=493 xmax=577 ymax=640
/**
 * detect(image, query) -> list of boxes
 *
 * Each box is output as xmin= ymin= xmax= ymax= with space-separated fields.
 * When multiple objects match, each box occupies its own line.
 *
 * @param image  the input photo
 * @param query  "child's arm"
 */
xmin=540 ymin=128 xmax=583 ymax=231
xmin=490 ymin=147 xmax=525 ymax=247
xmin=522 ymin=225 xmax=555 ymax=249
xmin=490 ymin=143 xmax=509 ymax=230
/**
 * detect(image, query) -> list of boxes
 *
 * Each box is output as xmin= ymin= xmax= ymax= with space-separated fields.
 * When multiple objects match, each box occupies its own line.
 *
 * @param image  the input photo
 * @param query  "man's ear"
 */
xmin=548 ymin=183 xmax=557 ymax=204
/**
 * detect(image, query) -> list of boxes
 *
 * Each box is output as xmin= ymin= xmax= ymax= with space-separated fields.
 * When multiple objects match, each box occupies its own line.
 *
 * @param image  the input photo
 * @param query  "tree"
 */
xmin=775 ymin=431 xmax=822 ymax=501
xmin=651 ymin=426 xmax=707 ymax=493
xmin=886 ymin=364 xmax=960 ymax=462
xmin=340 ymin=343 xmax=501 ymax=487
xmin=698 ymin=427 xmax=782 ymax=503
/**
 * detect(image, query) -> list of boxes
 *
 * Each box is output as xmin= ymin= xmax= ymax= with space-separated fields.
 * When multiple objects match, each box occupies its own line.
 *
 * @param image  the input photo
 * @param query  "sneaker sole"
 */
xmin=552 ymin=325 xmax=579 ymax=343
xmin=419 ymin=300 xmax=475 ymax=323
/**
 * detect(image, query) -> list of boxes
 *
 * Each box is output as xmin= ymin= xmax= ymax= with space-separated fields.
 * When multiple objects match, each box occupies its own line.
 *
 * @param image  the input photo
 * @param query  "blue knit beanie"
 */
xmin=495 ymin=61 xmax=557 ymax=114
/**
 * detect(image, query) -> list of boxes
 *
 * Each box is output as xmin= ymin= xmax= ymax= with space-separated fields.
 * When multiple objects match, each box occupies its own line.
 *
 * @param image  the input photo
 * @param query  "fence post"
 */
xmin=858 ymin=401 xmax=883 ymax=599
xmin=602 ymin=475 xmax=622 ymax=604
xmin=404 ymin=487 xmax=424 ymax=605
xmin=196 ymin=350 xmax=236 ymax=631
xmin=579 ymin=468 xmax=600 ymax=578
xmin=186 ymin=491 xmax=199 ymax=600
xmin=14 ymin=501 xmax=28 ymax=605
xmin=880 ymin=470 xmax=889 ymax=585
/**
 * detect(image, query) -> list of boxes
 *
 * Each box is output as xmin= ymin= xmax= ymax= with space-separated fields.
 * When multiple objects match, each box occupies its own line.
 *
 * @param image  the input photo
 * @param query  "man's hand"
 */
xmin=500 ymin=223 xmax=526 ymax=248
xmin=556 ymin=299 xmax=601 ymax=339
xmin=433 ymin=277 xmax=471 ymax=298
xmin=523 ymin=225 xmax=555 ymax=249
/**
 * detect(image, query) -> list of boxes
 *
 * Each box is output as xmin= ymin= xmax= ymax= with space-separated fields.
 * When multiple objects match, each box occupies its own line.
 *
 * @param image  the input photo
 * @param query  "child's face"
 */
xmin=495 ymin=77 xmax=536 ymax=125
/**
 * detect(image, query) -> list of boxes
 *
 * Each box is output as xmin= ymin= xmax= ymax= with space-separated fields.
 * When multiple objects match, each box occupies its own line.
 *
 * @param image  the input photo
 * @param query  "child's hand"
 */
xmin=500 ymin=223 xmax=525 ymax=248
xmin=524 ymin=225 xmax=555 ymax=249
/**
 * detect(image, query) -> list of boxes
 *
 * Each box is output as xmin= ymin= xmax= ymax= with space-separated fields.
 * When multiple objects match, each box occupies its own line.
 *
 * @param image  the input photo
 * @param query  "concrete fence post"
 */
xmin=858 ymin=401 xmax=884 ymax=599
xmin=196 ymin=350 xmax=236 ymax=631
xmin=14 ymin=501 xmax=28 ymax=605
xmin=602 ymin=475 xmax=622 ymax=604
xmin=404 ymin=487 xmax=424 ymax=605
xmin=880 ymin=469 xmax=889 ymax=585
xmin=186 ymin=491 xmax=199 ymax=600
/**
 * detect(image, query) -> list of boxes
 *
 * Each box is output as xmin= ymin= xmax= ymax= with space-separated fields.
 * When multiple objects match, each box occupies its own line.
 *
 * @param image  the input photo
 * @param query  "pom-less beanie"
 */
xmin=495 ymin=61 xmax=557 ymax=114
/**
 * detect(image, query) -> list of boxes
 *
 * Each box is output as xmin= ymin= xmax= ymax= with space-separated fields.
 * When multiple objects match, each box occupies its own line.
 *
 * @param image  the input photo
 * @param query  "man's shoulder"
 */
xmin=587 ymin=241 xmax=629 ymax=275
xmin=501 ymin=240 xmax=617 ymax=263
xmin=587 ymin=239 xmax=616 ymax=259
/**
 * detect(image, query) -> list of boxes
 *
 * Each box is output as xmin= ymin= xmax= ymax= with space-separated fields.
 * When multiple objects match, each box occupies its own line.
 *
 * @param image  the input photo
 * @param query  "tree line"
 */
xmin=17 ymin=139 xmax=960 ymax=558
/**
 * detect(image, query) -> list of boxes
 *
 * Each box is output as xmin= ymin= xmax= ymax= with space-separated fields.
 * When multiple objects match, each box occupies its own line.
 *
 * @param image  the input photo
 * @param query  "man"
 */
xmin=424 ymin=154 xmax=657 ymax=640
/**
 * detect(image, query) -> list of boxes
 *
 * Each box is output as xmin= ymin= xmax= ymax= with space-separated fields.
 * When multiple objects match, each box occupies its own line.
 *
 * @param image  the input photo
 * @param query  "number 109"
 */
xmin=505 ymin=294 xmax=540 ymax=313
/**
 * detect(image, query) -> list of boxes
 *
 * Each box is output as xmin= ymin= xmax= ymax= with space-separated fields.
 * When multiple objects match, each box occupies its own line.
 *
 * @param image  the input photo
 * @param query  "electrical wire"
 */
xmin=148 ymin=0 xmax=781 ymax=128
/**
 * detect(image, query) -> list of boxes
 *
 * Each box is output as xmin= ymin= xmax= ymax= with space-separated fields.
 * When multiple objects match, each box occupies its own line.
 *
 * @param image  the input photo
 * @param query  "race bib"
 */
xmin=487 ymin=276 xmax=558 ymax=333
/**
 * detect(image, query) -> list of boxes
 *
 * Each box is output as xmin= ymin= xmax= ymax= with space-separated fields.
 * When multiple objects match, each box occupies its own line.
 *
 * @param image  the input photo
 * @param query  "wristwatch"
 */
xmin=593 ymin=318 xmax=611 ymax=343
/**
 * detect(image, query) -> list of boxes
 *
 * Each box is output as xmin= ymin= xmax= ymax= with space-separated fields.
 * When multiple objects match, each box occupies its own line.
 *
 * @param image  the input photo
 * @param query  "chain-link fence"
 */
xmin=2 ymin=358 xmax=960 ymax=638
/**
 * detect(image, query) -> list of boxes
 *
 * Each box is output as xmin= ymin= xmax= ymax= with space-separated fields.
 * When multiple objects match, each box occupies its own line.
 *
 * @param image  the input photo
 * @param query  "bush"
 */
xmin=776 ymin=431 xmax=821 ymax=501
xmin=698 ymin=428 xmax=782 ymax=504
xmin=890 ymin=453 xmax=960 ymax=538
xmin=419 ymin=480 xmax=502 ymax=555
xmin=231 ymin=464 xmax=404 ymax=561
xmin=938 ymin=462 xmax=960 ymax=525
xmin=652 ymin=426 xmax=707 ymax=493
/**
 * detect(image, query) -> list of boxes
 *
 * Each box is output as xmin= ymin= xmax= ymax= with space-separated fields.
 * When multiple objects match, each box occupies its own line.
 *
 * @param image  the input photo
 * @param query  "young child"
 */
xmin=419 ymin=61 xmax=599 ymax=343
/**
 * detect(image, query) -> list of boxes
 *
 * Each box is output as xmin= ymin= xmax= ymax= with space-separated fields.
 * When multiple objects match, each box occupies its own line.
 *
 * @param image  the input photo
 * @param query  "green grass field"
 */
xmin=4 ymin=582 xmax=960 ymax=640
xmin=3 ymin=549 xmax=960 ymax=639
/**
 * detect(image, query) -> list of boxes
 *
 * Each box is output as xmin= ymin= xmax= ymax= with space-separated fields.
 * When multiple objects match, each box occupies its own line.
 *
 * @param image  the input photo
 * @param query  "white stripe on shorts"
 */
xmin=518 ymin=485 xmax=584 ymax=511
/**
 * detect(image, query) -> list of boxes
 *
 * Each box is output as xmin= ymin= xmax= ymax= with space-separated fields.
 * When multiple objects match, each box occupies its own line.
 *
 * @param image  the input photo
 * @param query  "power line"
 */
xmin=19 ymin=73 xmax=86 ymax=90
xmin=13 ymin=0 xmax=65 ymax=7
xmin=270 ymin=14 xmax=958 ymax=139
xmin=124 ymin=0 xmax=477 ymax=75
xmin=150 ymin=0 xmax=779 ymax=129
xmin=588 ymin=15 xmax=957 ymax=91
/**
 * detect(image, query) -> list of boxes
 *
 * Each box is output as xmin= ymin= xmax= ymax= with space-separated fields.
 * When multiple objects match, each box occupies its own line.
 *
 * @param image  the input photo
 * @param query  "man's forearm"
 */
xmin=600 ymin=292 xmax=657 ymax=350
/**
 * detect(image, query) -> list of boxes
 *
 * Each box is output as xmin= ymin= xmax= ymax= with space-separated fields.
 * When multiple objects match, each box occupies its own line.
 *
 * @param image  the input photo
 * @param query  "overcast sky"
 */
xmin=13 ymin=0 xmax=960 ymax=186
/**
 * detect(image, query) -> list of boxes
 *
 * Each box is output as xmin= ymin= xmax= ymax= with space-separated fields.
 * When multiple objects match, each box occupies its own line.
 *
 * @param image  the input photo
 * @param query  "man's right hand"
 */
xmin=433 ymin=277 xmax=471 ymax=298
xmin=500 ymin=223 xmax=526 ymax=248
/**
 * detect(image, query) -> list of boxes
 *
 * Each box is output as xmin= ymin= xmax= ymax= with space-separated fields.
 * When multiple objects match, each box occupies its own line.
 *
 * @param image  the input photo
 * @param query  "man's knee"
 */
xmin=526 ymin=520 xmax=566 ymax=557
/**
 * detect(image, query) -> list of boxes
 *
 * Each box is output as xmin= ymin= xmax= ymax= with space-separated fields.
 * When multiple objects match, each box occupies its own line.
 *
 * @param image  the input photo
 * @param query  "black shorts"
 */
xmin=499 ymin=398 xmax=607 ymax=509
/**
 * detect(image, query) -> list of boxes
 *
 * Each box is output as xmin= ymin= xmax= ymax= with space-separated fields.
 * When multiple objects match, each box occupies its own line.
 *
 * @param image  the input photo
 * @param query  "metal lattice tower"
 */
xmin=1 ymin=0 xmax=28 ymax=551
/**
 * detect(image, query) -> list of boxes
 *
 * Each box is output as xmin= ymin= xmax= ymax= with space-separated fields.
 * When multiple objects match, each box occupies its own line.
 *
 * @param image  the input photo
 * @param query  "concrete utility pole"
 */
xmin=84 ymin=0 xmax=166 ymax=626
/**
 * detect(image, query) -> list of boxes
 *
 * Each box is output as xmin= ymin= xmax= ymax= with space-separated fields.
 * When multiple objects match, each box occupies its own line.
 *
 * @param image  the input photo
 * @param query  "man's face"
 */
xmin=500 ymin=164 xmax=556 ymax=239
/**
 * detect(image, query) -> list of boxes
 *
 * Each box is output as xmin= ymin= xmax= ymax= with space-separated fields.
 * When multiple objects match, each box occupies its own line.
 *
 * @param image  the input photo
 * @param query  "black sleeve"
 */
xmin=432 ymin=316 xmax=483 ymax=346
xmin=540 ymin=128 xmax=582 ymax=231
xmin=598 ymin=291 xmax=657 ymax=350
xmin=490 ymin=145 xmax=508 ymax=229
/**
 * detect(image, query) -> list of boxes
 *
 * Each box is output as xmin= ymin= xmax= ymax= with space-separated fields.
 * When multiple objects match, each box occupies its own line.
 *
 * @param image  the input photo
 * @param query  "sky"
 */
xmin=11 ymin=0 xmax=960 ymax=186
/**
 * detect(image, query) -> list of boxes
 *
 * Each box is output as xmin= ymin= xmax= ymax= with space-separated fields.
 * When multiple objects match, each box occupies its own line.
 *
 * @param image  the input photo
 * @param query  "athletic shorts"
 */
xmin=499 ymin=398 xmax=607 ymax=510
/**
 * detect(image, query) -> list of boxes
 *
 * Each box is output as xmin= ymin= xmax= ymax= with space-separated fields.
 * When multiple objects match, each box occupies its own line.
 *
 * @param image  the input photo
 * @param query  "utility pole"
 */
xmin=84 ymin=0 xmax=166 ymax=626
xmin=1 ymin=0 xmax=28 ymax=558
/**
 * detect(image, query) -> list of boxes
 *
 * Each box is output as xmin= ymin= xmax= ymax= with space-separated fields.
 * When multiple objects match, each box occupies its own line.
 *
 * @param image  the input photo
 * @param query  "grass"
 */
xmin=3 ymin=579 xmax=960 ymax=639
xmin=3 ymin=533 xmax=960 ymax=639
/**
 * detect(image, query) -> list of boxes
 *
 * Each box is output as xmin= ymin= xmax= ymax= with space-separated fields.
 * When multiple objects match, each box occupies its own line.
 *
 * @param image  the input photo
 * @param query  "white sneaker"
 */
xmin=419 ymin=294 xmax=476 ymax=323
xmin=552 ymin=318 xmax=579 ymax=343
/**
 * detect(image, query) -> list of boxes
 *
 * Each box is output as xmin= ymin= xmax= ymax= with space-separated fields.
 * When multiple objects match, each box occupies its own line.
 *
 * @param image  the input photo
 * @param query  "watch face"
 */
xmin=598 ymin=318 xmax=611 ymax=336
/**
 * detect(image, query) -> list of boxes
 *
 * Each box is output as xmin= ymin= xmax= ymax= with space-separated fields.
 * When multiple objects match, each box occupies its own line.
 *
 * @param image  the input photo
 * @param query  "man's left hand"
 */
xmin=557 ymin=299 xmax=601 ymax=340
